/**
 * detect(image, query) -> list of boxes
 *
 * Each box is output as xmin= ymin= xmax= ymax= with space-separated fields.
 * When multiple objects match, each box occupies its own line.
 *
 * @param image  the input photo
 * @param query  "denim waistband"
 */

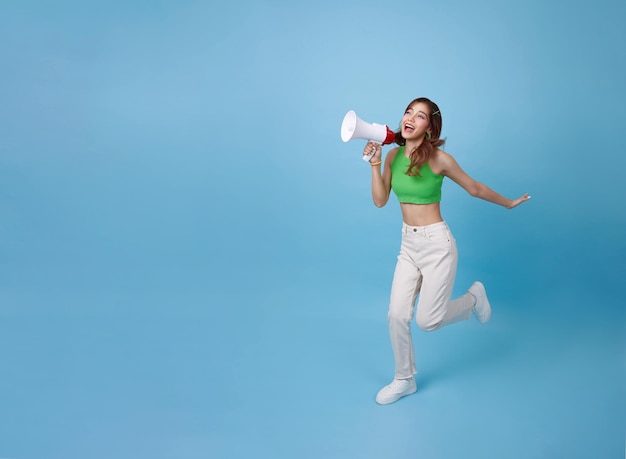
xmin=402 ymin=220 xmax=448 ymax=235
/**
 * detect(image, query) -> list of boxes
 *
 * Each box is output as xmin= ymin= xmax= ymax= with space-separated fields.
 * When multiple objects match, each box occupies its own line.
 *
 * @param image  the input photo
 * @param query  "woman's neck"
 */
xmin=404 ymin=137 xmax=425 ymax=156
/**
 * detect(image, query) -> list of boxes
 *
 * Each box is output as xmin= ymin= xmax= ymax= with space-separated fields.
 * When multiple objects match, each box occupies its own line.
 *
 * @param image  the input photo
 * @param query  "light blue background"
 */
xmin=1 ymin=1 xmax=624 ymax=458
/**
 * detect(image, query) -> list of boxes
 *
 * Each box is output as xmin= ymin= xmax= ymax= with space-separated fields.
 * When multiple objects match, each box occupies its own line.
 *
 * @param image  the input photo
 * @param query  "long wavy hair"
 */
xmin=394 ymin=97 xmax=445 ymax=176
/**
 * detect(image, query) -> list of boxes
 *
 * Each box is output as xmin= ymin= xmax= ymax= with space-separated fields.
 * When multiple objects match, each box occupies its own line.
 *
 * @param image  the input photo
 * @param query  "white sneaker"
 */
xmin=375 ymin=377 xmax=417 ymax=405
xmin=469 ymin=281 xmax=491 ymax=323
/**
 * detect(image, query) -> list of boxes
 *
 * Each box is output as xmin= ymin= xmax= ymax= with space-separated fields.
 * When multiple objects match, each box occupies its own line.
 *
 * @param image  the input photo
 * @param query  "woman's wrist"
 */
xmin=370 ymin=159 xmax=382 ymax=166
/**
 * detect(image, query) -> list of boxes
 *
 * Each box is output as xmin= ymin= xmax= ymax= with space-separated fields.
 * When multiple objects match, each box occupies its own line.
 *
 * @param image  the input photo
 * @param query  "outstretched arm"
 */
xmin=436 ymin=151 xmax=531 ymax=209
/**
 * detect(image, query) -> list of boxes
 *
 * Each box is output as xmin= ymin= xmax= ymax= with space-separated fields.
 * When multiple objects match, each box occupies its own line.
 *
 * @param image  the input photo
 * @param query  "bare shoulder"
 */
xmin=385 ymin=147 xmax=400 ymax=163
xmin=387 ymin=146 xmax=400 ymax=158
xmin=430 ymin=149 xmax=457 ymax=174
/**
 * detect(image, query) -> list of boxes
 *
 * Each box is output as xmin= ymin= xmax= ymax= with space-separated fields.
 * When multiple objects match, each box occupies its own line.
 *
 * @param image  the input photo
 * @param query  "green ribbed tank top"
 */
xmin=391 ymin=147 xmax=444 ymax=204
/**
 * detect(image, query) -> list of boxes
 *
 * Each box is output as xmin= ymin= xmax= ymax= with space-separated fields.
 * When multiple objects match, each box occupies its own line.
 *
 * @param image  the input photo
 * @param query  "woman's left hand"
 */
xmin=507 ymin=193 xmax=532 ymax=209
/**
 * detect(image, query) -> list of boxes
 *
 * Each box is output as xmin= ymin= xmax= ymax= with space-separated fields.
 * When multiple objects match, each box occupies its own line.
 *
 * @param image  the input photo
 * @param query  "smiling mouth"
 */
xmin=404 ymin=123 xmax=415 ymax=133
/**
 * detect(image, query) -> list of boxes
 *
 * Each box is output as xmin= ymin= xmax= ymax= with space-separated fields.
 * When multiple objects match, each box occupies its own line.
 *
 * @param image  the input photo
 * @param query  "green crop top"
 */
xmin=390 ymin=147 xmax=444 ymax=204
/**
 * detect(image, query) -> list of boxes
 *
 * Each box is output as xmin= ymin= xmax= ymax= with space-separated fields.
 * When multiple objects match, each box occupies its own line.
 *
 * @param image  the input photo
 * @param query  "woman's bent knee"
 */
xmin=416 ymin=314 xmax=442 ymax=332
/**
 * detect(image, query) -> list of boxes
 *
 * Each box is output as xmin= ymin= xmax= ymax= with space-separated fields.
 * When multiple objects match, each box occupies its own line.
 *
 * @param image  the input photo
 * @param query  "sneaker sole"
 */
xmin=473 ymin=282 xmax=491 ymax=323
xmin=375 ymin=385 xmax=417 ymax=405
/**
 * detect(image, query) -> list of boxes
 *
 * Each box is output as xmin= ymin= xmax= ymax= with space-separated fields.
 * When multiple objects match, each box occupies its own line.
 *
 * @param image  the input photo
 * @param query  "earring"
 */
xmin=426 ymin=132 xmax=432 ymax=140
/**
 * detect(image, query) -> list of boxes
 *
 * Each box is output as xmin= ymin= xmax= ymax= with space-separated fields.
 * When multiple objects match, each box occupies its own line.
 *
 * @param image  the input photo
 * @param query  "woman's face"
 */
xmin=401 ymin=102 xmax=431 ymax=140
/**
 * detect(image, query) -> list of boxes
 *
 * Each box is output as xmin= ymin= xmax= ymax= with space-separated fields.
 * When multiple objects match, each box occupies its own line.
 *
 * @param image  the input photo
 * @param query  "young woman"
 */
xmin=366 ymin=97 xmax=530 ymax=405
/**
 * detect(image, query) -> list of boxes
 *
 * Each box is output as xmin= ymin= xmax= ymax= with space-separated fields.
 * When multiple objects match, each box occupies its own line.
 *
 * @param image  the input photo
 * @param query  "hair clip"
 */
xmin=432 ymin=110 xmax=440 ymax=116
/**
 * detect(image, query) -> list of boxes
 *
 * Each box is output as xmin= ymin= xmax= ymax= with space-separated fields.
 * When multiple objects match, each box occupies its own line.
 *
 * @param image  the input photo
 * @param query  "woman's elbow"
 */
xmin=467 ymin=183 xmax=483 ymax=198
xmin=373 ymin=200 xmax=386 ymax=208
xmin=373 ymin=196 xmax=388 ymax=207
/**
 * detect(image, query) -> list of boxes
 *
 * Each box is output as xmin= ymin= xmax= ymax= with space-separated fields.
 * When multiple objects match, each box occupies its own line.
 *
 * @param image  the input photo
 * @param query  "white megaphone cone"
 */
xmin=341 ymin=110 xmax=396 ymax=161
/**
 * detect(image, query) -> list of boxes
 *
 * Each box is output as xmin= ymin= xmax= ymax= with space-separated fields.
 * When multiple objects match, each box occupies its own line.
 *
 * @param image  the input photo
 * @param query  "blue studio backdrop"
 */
xmin=0 ymin=1 xmax=624 ymax=458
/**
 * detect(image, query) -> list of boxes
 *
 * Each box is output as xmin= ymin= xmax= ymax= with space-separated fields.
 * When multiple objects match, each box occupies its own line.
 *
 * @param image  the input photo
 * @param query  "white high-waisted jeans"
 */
xmin=388 ymin=221 xmax=475 ymax=379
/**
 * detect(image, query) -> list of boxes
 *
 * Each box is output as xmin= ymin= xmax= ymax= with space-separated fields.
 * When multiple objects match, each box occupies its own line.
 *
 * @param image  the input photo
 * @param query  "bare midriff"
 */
xmin=400 ymin=201 xmax=444 ymax=227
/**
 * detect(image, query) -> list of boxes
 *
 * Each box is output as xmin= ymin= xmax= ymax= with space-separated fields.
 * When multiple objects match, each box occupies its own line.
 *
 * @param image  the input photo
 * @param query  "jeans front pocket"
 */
xmin=425 ymin=224 xmax=452 ymax=244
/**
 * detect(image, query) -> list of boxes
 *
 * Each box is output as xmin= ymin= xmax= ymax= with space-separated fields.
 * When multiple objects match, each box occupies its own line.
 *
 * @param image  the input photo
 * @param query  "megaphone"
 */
xmin=340 ymin=110 xmax=395 ymax=161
